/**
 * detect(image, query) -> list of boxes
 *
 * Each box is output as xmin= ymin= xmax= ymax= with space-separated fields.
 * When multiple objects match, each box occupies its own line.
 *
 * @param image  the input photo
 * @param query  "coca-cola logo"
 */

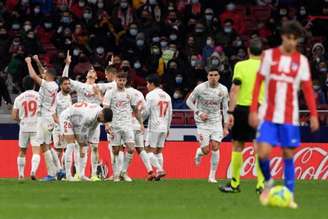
xmin=226 ymin=145 xmax=328 ymax=180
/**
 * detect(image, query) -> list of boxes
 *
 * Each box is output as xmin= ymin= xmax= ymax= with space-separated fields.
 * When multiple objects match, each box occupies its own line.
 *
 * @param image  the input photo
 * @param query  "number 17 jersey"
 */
xmin=145 ymin=88 xmax=172 ymax=133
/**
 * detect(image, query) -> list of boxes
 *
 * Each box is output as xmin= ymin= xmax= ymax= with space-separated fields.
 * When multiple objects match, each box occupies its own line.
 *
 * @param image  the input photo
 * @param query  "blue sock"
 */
xmin=259 ymin=158 xmax=271 ymax=181
xmin=284 ymin=158 xmax=295 ymax=193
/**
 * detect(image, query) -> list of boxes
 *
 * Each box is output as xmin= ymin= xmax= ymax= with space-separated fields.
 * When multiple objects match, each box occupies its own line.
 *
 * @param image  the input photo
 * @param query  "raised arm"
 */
xmin=32 ymin=55 xmax=46 ymax=76
xmin=62 ymin=50 xmax=71 ymax=77
xmin=25 ymin=57 xmax=42 ymax=85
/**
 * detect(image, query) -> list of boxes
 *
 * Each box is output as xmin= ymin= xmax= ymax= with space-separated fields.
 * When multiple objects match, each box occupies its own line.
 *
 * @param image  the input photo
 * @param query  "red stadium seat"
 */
xmin=250 ymin=6 xmax=272 ymax=22
xmin=171 ymin=112 xmax=185 ymax=125
xmin=244 ymin=16 xmax=257 ymax=34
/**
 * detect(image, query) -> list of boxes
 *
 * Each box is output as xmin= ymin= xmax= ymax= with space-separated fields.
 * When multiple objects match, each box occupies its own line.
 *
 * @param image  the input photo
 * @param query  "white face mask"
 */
xmin=169 ymin=34 xmax=177 ymax=41
xmin=24 ymin=25 xmax=32 ymax=31
xmin=134 ymin=62 xmax=141 ymax=69
xmin=173 ymin=92 xmax=180 ymax=99
xmin=206 ymin=39 xmax=213 ymax=46
xmin=73 ymin=49 xmax=80 ymax=56
xmin=79 ymin=1 xmax=85 ymax=7
xmin=96 ymin=47 xmax=104 ymax=54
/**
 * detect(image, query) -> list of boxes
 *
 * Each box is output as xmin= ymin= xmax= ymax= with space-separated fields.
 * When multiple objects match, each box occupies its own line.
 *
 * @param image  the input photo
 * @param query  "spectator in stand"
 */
xmin=214 ymin=18 xmax=237 ymax=47
xmin=73 ymin=52 xmax=92 ymax=79
xmin=202 ymin=35 xmax=216 ymax=64
xmin=220 ymin=1 xmax=245 ymax=35
xmin=0 ymin=27 xmax=11 ymax=70
xmin=172 ymin=88 xmax=188 ymax=109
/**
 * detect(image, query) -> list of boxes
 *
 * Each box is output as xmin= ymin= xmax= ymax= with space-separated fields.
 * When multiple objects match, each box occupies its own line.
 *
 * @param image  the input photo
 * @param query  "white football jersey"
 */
xmin=186 ymin=81 xmax=229 ymax=129
xmin=56 ymin=91 xmax=72 ymax=117
xmin=39 ymin=79 xmax=58 ymax=117
xmin=127 ymin=87 xmax=145 ymax=131
xmin=13 ymin=90 xmax=40 ymax=132
xmin=103 ymin=87 xmax=136 ymax=129
xmin=145 ymin=88 xmax=172 ymax=133
xmin=97 ymin=81 xmax=117 ymax=93
xmin=61 ymin=102 xmax=102 ymax=133
xmin=70 ymin=80 xmax=103 ymax=105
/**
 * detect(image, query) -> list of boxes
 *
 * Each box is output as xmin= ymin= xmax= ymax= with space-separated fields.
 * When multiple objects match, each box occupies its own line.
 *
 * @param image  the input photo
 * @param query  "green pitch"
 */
xmin=0 ymin=179 xmax=327 ymax=219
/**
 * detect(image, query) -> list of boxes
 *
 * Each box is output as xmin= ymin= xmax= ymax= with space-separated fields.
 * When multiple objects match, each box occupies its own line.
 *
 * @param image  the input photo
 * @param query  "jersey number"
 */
xmin=22 ymin=100 xmax=37 ymax=117
xmin=158 ymin=101 xmax=168 ymax=117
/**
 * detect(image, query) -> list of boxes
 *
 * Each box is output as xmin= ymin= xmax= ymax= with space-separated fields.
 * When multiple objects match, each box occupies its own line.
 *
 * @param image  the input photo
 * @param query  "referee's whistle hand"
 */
xmin=249 ymin=112 xmax=259 ymax=128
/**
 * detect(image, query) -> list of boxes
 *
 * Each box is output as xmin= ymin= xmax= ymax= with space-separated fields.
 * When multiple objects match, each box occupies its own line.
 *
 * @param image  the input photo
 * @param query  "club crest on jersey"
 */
xmin=291 ymin=62 xmax=299 ymax=72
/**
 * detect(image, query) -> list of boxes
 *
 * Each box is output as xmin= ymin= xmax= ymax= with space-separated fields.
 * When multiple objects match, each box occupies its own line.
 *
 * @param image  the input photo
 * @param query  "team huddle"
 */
xmin=12 ymin=20 xmax=320 ymax=208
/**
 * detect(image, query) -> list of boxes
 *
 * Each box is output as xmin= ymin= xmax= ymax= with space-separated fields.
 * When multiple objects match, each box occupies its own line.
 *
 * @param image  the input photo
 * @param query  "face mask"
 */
xmin=134 ymin=62 xmax=141 ymax=69
xmin=191 ymin=60 xmax=196 ymax=67
xmin=21 ymin=0 xmax=29 ymax=4
xmin=83 ymin=13 xmax=92 ymax=19
xmin=79 ymin=1 xmax=85 ymax=7
xmin=96 ymin=47 xmax=104 ymax=54
xmin=280 ymin=9 xmax=287 ymax=16
xmin=152 ymin=36 xmax=160 ymax=42
xmin=300 ymin=10 xmax=306 ymax=15
xmin=27 ymin=33 xmax=34 ymax=39
xmin=136 ymin=40 xmax=144 ymax=47
xmin=34 ymin=8 xmax=40 ymax=14
xmin=88 ymin=0 xmax=97 ymax=4
xmin=313 ymin=85 xmax=320 ymax=90
xmin=122 ymin=66 xmax=129 ymax=72
xmin=173 ymin=92 xmax=181 ymax=99
xmin=175 ymin=76 xmax=183 ymax=84
xmin=98 ymin=3 xmax=104 ymax=8
xmin=149 ymin=0 xmax=157 ymax=5
xmin=44 ymin=22 xmax=52 ymax=29
xmin=62 ymin=16 xmax=71 ymax=24
xmin=224 ymin=27 xmax=232 ymax=33
xmin=169 ymin=34 xmax=177 ymax=41
xmin=206 ymin=39 xmax=213 ymax=46
xmin=13 ymin=41 xmax=20 ymax=46
xmin=211 ymin=59 xmax=219 ymax=66
xmin=129 ymin=29 xmax=138 ymax=36
xmin=152 ymin=48 xmax=160 ymax=54
xmin=65 ymin=38 xmax=72 ymax=45
xmin=205 ymin=15 xmax=213 ymax=21
xmin=195 ymin=28 xmax=204 ymax=33
xmin=24 ymin=25 xmax=32 ymax=31
xmin=121 ymin=2 xmax=128 ymax=9
xmin=12 ymin=24 xmax=20 ymax=30
xmin=73 ymin=49 xmax=80 ymax=56
xmin=227 ymin=3 xmax=235 ymax=11
xmin=235 ymin=40 xmax=242 ymax=47
xmin=160 ymin=41 xmax=168 ymax=47
xmin=319 ymin=67 xmax=327 ymax=73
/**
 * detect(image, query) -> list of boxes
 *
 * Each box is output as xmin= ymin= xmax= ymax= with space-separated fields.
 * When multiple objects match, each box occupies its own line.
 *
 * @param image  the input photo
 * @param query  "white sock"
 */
xmin=79 ymin=156 xmax=87 ymax=178
xmin=112 ymin=154 xmax=119 ymax=177
xmin=17 ymin=156 xmax=25 ymax=177
xmin=74 ymin=145 xmax=80 ymax=176
xmin=148 ymin=152 xmax=163 ymax=172
xmin=209 ymin=150 xmax=220 ymax=179
xmin=31 ymin=154 xmax=40 ymax=176
xmin=196 ymin=147 xmax=204 ymax=158
xmin=91 ymin=144 xmax=98 ymax=177
xmin=155 ymin=153 xmax=164 ymax=169
xmin=44 ymin=150 xmax=56 ymax=176
xmin=118 ymin=151 xmax=124 ymax=174
xmin=122 ymin=152 xmax=133 ymax=174
xmin=65 ymin=143 xmax=75 ymax=178
xmin=61 ymin=150 xmax=65 ymax=169
xmin=140 ymin=150 xmax=152 ymax=172
xmin=50 ymin=148 xmax=62 ymax=172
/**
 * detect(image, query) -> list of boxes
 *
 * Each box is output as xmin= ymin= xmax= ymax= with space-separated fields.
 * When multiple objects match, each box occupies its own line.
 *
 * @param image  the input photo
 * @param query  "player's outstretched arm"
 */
xmin=25 ymin=57 xmax=42 ymax=85
xmin=62 ymin=50 xmax=71 ymax=77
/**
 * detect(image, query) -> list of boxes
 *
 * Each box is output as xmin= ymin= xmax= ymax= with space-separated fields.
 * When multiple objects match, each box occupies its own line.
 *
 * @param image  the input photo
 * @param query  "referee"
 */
xmin=219 ymin=39 xmax=265 ymax=193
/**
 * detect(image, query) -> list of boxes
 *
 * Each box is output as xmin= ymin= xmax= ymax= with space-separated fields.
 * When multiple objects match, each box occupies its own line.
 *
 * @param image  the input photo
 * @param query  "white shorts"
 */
xmin=147 ymin=131 xmax=167 ymax=148
xmin=36 ymin=116 xmax=55 ymax=145
xmin=110 ymin=128 xmax=135 ymax=147
xmin=87 ymin=124 xmax=100 ymax=145
xmin=197 ymin=128 xmax=223 ymax=147
xmin=53 ymin=124 xmax=65 ymax=149
xmin=134 ymin=130 xmax=144 ymax=148
xmin=19 ymin=131 xmax=38 ymax=148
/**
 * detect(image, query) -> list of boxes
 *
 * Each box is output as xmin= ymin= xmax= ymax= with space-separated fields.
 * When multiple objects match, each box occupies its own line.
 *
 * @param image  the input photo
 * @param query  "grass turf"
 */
xmin=0 ymin=179 xmax=327 ymax=219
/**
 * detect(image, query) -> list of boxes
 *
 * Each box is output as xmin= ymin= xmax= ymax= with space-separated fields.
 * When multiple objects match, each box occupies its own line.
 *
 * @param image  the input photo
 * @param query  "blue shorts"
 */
xmin=256 ymin=121 xmax=300 ymax=147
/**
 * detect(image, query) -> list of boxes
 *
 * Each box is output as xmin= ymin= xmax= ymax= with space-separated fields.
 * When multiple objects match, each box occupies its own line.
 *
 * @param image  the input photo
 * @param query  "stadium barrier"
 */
xmin=1 ymin=140 xmax=327 ymax=180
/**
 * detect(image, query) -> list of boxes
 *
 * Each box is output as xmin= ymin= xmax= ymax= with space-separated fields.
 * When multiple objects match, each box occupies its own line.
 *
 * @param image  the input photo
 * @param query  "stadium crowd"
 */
xmin=0 ymin=0 xmax=328 ymax=115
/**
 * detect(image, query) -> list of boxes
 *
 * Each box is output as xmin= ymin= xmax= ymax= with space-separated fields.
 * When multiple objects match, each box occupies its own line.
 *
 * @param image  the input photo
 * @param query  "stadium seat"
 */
xmin=250 ymin=6 xmax=271 ymax=22
xmin=171 ymin=112 xmax=185 ymax=125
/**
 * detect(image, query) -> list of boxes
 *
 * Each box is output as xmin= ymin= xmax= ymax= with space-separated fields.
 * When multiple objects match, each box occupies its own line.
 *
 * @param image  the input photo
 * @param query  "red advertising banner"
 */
xmin=1 ymin=141 xmax=327 ymax=180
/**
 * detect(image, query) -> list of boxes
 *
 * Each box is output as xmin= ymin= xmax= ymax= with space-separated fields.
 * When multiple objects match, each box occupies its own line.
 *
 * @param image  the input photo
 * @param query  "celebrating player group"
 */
xmin=12 ymin=20 xmax=319 ymax=208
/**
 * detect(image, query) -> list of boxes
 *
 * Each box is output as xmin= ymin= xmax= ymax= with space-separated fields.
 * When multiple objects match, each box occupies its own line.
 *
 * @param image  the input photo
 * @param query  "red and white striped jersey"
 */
xmin=256 ymin=47 xmax=313 ymax=125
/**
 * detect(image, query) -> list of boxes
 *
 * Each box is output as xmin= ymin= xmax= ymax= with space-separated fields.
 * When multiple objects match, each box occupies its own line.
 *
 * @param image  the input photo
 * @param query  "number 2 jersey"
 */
xmin=145 ymin=88 xmax=172 ymax=133
xmin=13 ymin=90 xmax=40 ymax=132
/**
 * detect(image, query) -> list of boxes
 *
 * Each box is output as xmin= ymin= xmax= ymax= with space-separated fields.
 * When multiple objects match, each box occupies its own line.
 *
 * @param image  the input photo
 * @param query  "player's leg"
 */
xmin=153 ymin=132 xmax=167 ymax=180
xmin=76 ymin=135 xmax=90 ymax=181
xmin=147 ymin=132 xmax=164 ymax=174
xmin=134 ymin=130 xmax=154 ymax=180
xmin=110 ymin=129 xmax=123 ymax=182
xmin=63 ymin=134 xmax=76 ymax=181
xmin=90 ymin=124 xmax=101 ymax=181
xmin=208 ymin=140 xmax=220 ymax=183
xmin=30 ymin=132 xmax=40 ymax=180
xmin=194 ymin=129 xmax=211 ymax=166
xmin=120 ymin=129 xmax=136 ymax=181
xmin=254 ymin=141 xmax=265 ymax=193
xmin=17 ymin=131 xmax=28 ymax=179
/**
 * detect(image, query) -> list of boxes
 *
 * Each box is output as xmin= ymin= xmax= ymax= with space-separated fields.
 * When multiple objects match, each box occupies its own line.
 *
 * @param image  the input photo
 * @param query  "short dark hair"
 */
xmin=207 ymin=66 xmax=219 ymax=74
xmin=59 ymin=76 xmax=70 ymax=86
xmin=280 ymin=20 xmax=304 ymax=39
xmin=105 ymin=65 xmax=117 ymax=74
xmin=116 ymin=71 xmax=128 ymax=78
xmin=102 ymin=108 xmax=113 ymax=123
xmin=46 ymin=68 xmax=57 ymax=78
xmin=249 ymin=38 xmax=263 ymax=56
xmin=22 ymin=76 xmax=35 ymax=91
xmin=145 ymin=74 xmax=160 ymax=87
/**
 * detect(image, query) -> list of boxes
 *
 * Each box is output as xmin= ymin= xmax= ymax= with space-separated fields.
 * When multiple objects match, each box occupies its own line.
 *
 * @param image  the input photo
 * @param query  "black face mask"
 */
xmin=122 ymin=66 xmax=129 ymax=72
